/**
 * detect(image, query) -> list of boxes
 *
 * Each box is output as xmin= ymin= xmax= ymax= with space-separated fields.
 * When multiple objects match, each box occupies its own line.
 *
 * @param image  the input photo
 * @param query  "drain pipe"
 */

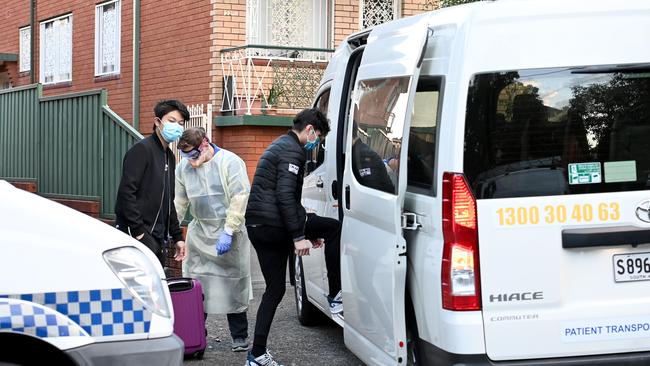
xmin=132 ymin=0 xmax=140 ymax=131
xmin=30 ymin=0 xmax=36 ymax=84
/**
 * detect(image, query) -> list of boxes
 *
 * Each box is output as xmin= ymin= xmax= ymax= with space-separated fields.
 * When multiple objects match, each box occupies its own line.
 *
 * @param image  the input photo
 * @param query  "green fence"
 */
xmin=0 ymin=84 xmax=142 ymax=219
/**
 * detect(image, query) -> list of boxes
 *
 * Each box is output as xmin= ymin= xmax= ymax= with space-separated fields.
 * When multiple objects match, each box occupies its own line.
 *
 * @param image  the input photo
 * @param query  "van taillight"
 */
xmin=441 ymin=172 xmax=481 ymax=311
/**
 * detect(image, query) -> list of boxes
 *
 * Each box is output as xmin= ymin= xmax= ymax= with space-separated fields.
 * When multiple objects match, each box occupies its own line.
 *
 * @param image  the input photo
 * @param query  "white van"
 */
xmin=0 ymin=180 xmax=183 ymax=365
xmin=294 ymin=1 xmax=650 ymax=365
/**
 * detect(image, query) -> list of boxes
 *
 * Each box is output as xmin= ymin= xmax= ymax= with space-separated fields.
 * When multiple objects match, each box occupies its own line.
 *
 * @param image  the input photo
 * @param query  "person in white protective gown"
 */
xmin=174 ymin=127 xmax=253 ymax=352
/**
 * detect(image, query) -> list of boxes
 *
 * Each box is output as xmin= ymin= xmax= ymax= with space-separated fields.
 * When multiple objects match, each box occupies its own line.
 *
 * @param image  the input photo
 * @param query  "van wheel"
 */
xmin=294 ymin=256 xmax=321 ymax=326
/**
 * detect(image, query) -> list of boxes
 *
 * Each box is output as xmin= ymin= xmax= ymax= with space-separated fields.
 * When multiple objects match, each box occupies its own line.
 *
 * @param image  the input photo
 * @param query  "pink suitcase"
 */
xmin=168 ymin=277 xmax=207 ymax=359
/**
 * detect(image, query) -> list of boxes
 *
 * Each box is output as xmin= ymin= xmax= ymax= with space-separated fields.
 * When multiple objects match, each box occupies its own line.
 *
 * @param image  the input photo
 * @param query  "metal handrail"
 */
xmin=220 ymin=44 xmax=335 ymax=54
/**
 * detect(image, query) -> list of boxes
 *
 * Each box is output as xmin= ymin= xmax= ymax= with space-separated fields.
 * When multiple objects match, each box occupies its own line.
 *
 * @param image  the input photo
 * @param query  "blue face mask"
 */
xmin=304 ymin=128 xmax=320 ymax=151
xmin=160 ymin=120 xmax=183 ymax=143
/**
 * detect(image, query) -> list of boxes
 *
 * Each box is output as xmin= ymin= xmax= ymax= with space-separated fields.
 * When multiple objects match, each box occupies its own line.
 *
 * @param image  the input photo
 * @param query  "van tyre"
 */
xmin=293 ymin=256 xmax=322 ymax=326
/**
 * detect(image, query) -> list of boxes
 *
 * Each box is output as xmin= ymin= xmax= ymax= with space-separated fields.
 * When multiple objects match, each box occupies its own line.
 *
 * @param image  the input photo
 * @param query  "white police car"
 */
xmin=0 ymin=180 xmax=183 ymax=365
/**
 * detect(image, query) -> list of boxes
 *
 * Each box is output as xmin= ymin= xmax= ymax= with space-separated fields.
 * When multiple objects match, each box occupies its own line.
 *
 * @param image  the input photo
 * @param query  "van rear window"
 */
xmin=463 ymin=64 xmax=650 ymax=199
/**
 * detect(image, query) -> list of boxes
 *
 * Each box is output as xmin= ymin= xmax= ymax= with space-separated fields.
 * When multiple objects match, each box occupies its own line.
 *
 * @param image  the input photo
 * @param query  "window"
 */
xmin=464 ymin=64 xmax=650 ymax=199
xmin=361 ymin=0 xmax=400 ymax=29
xmin=351 ymin=77 xmax=410 ymax=194
xmin=246 ymin=0 xmax=331 ymax=49
xmin=305 ymin=89 xmax=331 ymax=175
xmin=95 ymin=0 xmax=121 ymax=76
xmin=40 ymin=14 xmax=72 ymax=84
xmin=407 ymin=77 xmax=441 ymax=194
xmin=19 ymin=27 xmax=30 ymax=73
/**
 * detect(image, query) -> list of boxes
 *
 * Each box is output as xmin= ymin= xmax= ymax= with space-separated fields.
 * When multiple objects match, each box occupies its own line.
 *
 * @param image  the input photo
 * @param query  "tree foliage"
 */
xmin=440 ymin=0 xmax=480 ymax=8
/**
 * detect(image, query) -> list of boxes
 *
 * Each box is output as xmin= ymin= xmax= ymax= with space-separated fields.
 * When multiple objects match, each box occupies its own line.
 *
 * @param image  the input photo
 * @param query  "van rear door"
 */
xmin=339 ymin=15 xmax=430 ymax=365
xmin=463 ymin=65 xmax=650 ymax=361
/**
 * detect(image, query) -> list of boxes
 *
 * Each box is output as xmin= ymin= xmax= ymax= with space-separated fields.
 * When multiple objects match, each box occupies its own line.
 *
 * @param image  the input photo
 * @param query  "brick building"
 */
xmin=0 ymin=0 xmax=440 ymax=180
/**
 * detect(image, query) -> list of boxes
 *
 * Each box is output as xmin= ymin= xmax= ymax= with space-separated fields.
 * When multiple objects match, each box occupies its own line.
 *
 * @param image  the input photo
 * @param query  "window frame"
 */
xmin=95 ymin=0 xmax=121 ymax=77
xmin=406 ymin=76 xmax=444 ymax=197
xmin=39 ymin=13 xmax=73 ymax=85
xmin=351 ymin=76 xmax=411 ymax=195
xmin=19 ymin=26 xmax=31 ymax=73
xmin=304 ymin=86 xmax=331 ymax=176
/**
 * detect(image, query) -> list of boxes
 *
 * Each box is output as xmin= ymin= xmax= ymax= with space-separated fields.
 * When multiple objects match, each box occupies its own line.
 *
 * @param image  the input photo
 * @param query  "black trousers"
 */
xmin=227 ymin=312 xmax=248 ymax=339
xmin=247 ymin=214 xmax=341 ymax=349
xmin=305 ymin=213 xmax=342 ymax=298
xmin=203 ymin=311 xmax=248 ymax=339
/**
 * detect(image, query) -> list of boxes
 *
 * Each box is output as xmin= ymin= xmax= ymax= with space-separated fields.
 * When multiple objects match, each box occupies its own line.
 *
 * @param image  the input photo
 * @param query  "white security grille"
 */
xmin=246 ymin=0 xmax=330 ymax=49
xmin=246 ymin=0 xmax=260 ymax=44
xmin=19 ymin=27 xmax=30 ymax=73
xmin=270 ymin=0 xmax=311 ymax=47
xmin=361 ymin=0 xmax=399 ymax=29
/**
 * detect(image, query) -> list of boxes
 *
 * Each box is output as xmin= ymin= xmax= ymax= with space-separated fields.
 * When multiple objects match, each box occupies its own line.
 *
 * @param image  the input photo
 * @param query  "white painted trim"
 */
xmin=39 ymin=13 xmax=73 ymax=85
xmin=19 ymin=26 xmax=31 ymax=73
xmin=95 ymin=0 xmax=121 ymax=77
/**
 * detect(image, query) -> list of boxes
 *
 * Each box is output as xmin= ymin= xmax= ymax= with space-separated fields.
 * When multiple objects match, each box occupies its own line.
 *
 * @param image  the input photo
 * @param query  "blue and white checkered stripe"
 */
xmin=0 ymin=288 xmax=152 ymax=338
xmin=0 ymin=299 xmax=87 ymax=338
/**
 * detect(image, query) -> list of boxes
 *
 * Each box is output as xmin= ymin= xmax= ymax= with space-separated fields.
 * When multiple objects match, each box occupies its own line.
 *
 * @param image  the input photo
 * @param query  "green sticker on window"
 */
xmin=568 ymin=162 xmax=602 ymax=185
xmin=604 ymin=161 xmax=637 ymax=183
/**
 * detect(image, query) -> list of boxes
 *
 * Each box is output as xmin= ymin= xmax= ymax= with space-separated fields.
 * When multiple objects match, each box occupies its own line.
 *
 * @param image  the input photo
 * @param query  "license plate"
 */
xmin=613 ymin=252 xmax=650 ymax=282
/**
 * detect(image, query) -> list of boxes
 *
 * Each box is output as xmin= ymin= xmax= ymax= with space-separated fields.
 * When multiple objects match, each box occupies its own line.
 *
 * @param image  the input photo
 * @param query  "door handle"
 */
xmin=345 ymin=185 xmax=351 ymax=210
xmin=331 ymin=180 xmax=338 ymax=200
xmin=316 ymin=177 xmax=324 ymax=188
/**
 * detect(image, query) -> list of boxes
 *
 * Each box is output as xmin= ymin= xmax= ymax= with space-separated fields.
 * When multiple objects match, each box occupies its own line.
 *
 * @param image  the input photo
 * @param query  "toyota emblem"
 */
xmin=635 ymin=200 xmax=650 ymax=223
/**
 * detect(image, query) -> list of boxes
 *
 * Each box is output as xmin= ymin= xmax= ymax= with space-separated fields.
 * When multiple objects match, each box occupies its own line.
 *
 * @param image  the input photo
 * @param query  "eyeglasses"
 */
xmin=180 ymin=147 xmax=201 ymax=160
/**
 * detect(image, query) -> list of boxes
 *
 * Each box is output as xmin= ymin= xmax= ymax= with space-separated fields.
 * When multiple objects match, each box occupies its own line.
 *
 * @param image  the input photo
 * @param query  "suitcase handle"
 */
xmin=167 ymin=277 xmax=195 ymax=292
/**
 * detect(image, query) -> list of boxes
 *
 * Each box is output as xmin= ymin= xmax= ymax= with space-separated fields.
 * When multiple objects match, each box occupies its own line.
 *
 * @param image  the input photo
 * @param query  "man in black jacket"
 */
xmin=115 ymin=100 xmax=188 ymax=265
xmin=245 ymin=108 xmax=339 ymax=366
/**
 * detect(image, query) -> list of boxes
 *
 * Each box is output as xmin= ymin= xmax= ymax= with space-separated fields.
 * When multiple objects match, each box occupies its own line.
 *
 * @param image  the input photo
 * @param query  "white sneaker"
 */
xmin=246 ymin=350 xmax=284 ymax=366
xmin=328 ymin=290 xmax=343 ymax=314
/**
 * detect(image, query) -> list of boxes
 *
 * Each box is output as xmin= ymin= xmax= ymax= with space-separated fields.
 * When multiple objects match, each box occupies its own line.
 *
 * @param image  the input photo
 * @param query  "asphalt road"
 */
xmin=183 ymin=248 xmax=363 ymax=366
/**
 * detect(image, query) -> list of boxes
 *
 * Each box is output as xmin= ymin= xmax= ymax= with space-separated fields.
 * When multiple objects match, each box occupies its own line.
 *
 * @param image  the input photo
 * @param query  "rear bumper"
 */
xmin=66 ymin=334 xmax=183 ymax=366
xmin=418 ymin=339 xmax=650 ymax=366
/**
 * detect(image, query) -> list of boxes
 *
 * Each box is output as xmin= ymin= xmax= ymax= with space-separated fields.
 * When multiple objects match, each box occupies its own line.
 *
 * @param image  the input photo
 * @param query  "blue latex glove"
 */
xmin=216 ymin=232 xmax=233 ymax=255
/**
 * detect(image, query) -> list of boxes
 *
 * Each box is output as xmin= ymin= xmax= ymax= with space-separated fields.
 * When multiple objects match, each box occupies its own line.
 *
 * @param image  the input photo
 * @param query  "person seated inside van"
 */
xmin=351 ymin=122 xmax=396 ymax=194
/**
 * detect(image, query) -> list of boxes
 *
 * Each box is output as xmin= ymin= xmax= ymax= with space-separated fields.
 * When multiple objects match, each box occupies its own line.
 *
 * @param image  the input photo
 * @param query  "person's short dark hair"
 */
xmin=178 ymin=127 xmax=208 ymax=151
xmin=153 ymin=100 xmax=190 ymax=131
xmin=293 ymin=108 xmax=330 ymax=136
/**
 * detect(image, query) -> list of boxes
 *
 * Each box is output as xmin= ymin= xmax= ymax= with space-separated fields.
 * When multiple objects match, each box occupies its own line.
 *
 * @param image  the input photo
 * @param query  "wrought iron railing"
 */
xmin=220 ymin=45 xmax=334 ymax=115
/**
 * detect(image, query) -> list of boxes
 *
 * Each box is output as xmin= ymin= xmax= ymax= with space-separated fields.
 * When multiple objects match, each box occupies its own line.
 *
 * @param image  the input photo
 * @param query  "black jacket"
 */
xmin=245 ymin=131 xmax=307 ymax=241
xmin=115 ymin=133 xmax=183 ymax=243
xmin=352 ymin=139 xmax=395 ymax=194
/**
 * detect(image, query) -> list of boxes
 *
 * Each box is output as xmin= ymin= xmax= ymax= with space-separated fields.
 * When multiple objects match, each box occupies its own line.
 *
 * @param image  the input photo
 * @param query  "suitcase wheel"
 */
xmin=193 ymin=350 xmax=204 ymax=360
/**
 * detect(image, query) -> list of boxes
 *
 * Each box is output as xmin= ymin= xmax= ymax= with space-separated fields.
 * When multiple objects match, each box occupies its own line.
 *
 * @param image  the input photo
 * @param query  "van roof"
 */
xmin=332 ymin=0 xmax=650 ymax=77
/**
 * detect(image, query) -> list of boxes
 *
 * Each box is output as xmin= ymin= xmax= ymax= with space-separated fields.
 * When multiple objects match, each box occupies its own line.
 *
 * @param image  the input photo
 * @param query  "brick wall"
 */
xmin=209 ymin=0 xmax=246 ymax=109
xmin=402 ymin=0 xmax=440 ymax=17
xmin=1 ymin=0 xmax=213 ymax=133
xmin=334 ymin=0 xmax=361 ymax=47
xmin=18 ymin=1 xmax=134 ymax=122
xmin=214 ymin=125 xmax=288 ymax=181
xmin=0 ymin=1 xmax=30 ymax=86
xmin=139 ymin=0 xmax=213 ymax=133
